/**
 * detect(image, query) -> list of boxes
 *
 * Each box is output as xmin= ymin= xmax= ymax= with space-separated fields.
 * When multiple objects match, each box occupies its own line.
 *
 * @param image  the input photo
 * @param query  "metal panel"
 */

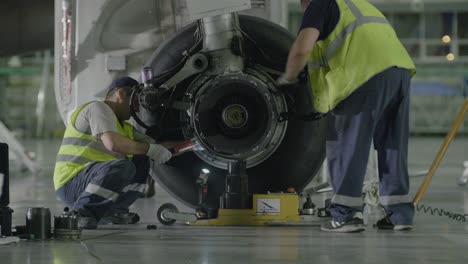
xmin=187 ymin=0 xmax=251 ymax=20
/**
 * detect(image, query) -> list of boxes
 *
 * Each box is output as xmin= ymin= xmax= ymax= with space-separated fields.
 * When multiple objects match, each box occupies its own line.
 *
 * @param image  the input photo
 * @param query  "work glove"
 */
xmin=146 ymin=144 xmax=172 ymax=164
xmin=276 ymin=74 xmax=298 ymax=108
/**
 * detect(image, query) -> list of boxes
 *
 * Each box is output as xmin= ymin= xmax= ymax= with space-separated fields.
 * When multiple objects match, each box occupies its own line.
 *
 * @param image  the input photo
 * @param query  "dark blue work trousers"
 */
xmin=56 ymin=155 xmax=150 ymax=220
xmin=327 ymin=67 xmax=414 ymax=225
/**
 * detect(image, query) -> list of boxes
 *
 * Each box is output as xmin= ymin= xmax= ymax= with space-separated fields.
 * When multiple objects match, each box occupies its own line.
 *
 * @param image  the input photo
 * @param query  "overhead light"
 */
xmin=446 ymin=53 xmax=455 ymax=61
xmin=442 ymin=35 xmax=451 ymax=43
xmin=202 ymin=168 xmax=210 ymax=174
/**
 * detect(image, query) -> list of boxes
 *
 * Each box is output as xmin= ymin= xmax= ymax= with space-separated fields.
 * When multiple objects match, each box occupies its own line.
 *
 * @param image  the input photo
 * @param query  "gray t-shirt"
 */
xmin=74 ymin=101 xmax=154 ymax=152
xmin=74 ymin=101 xmax=117 ymax=137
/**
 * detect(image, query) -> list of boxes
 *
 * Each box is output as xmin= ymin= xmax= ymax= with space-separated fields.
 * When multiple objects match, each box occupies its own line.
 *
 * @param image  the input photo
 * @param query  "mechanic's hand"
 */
xmin=276 ymin=74 xmax=298 ymax=86
xmin=146 ymin=144 xmax=172 ymax=164
xmin=276 ymin=75 xmax=298 ymax=107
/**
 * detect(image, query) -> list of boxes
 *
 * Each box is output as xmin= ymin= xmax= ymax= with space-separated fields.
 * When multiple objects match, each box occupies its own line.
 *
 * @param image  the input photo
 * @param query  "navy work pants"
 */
xmin=327 ymin=67 xmax=414 ymax=225
xmin=56 ymin=155 xmax=150 ymax=220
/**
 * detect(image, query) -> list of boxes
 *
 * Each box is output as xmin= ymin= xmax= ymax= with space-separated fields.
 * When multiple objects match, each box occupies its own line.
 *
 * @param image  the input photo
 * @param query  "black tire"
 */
xmin=147 ymin=15 xmax=327 ymax=209
xmin=157 ymin=203 xmax=178 ymax=226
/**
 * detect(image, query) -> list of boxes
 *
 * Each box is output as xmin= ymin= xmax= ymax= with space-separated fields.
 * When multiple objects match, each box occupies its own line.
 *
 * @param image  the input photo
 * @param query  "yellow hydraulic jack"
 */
xmin=157 ymin=192 xmax=328 ymax=226
xmin=192 ymin=193 xmax=302 ymax=226
xmin=156 ymin=160 xmax=329 ymax=226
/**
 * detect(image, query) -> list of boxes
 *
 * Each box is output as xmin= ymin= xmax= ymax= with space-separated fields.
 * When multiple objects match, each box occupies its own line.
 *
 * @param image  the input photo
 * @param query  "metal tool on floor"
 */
xmin=26 ymin=207 xmax=52 ymax=239
xmin=54 ymin=209 xmax=82 ymax=240
xmin=14 ymin=208 xmax=82 ymax=240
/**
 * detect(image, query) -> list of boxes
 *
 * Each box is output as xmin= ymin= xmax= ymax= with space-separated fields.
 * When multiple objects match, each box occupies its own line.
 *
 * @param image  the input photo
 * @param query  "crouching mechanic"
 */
xmin=53 ymin=76 xmax=172 ymax=229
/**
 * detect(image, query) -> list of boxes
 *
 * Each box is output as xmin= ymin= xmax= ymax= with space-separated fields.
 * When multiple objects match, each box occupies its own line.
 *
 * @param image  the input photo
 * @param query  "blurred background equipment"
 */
xmin=0 ymin=143 xmax=13 ymax=237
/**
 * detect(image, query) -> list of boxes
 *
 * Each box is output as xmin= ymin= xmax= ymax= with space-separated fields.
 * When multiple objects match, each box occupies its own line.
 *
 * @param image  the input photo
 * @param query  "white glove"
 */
xmin=276 ymin=74 xmax=298 ymax=86
xmin=146 ymin=144 xmax=172 ymax=164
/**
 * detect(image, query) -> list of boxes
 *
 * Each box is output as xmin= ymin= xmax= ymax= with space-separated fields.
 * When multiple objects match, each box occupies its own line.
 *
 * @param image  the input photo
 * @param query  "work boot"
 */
xmin=99 ymin=211 xmax=140 ymax=225
xmin=375 ymin=217 xmax=413 ymax=231
xmin=321 ymin=212 xmax=366 ymax=233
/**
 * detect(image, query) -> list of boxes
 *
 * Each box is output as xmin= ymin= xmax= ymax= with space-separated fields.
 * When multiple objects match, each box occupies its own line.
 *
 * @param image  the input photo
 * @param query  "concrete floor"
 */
xmin=1 ymin=136 xmax=467 ymax=264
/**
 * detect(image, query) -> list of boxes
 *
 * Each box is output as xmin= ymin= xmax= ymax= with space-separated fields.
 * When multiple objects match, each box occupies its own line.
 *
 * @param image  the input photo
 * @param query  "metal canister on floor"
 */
xmin=53 ymin=211 xmax=82 ymax=240
xmin=26 ymin=207 xmax=52 ymax=239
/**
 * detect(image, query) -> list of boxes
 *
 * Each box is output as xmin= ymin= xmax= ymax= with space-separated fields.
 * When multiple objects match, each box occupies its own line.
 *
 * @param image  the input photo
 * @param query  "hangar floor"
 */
xmin=1 ymin=136 xmax=467 ymax=264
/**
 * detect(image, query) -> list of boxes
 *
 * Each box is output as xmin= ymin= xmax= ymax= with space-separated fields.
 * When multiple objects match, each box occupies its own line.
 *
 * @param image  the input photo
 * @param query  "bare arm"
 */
xmin=99 ymin=131 xmax=149 ymax=155
xmin=284 ymin=28 xmax=320 ymax=81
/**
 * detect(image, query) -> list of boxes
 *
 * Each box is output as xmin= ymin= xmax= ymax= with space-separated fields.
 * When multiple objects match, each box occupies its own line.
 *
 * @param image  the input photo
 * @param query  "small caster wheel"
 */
xmin=157 ymin=203 xmax=178 ymax=225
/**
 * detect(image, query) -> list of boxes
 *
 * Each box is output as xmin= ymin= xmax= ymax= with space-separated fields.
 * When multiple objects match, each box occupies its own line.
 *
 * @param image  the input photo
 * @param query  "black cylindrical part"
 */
xmin=226 ymin=160 xmax=247 ymax=193
xmin=0 ymin=207 xmax=13 ymax=237
xmin=141 ymin=66 xmax=154 ymax=88
xmin=26 ymin=207 xmax=51 ymax=239
xmin=54 ymin=215 xmax=78 ymax=230
xmin=0 ymin=143 xmax=12 ymax=237
xmin=0 ymin=143 xmax=9 ymax=206
xmin=222 ymin=160 xmax=252 ymax=209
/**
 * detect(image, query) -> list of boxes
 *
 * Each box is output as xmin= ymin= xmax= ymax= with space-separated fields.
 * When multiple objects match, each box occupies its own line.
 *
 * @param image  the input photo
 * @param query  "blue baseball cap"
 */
xmin=107 ymin=76 xmax=139 ymax=96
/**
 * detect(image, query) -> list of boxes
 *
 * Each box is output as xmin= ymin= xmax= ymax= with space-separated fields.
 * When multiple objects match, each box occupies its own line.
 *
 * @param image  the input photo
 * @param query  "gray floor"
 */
xmin=1 ymin=136 xmax=467 ymax=264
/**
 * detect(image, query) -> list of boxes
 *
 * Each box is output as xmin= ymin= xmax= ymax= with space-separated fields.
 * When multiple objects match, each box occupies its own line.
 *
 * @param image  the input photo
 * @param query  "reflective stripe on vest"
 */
xmin=306 ymin=0 xmax=416 ymax=113
xmin=53 ymin=101 xmax=134 ymax=190
xmin=307 ymin=0 xmax=389 ymax=70
xmin=61 ymin=137 xmax=118 ymax=156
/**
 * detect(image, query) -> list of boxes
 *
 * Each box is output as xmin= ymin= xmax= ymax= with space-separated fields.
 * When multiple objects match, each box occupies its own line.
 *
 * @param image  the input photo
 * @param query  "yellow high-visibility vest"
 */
xmin=307 ymin=0 xmax=416 ymax=113
xmin=53 ymin=102 xmax=134 ymax=190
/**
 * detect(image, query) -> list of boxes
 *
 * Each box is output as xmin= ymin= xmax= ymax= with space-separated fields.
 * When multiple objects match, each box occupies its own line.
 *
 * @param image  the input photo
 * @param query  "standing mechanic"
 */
xmin=53 ymin=76 xmax=173 ymax=229
xmin=278 ymin=0 xmax=416 ymax=232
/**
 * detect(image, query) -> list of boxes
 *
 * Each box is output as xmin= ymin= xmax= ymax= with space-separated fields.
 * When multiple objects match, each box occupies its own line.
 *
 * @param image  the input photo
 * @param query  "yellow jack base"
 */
xmin=191 ymin=193 xmax=302 ymax=226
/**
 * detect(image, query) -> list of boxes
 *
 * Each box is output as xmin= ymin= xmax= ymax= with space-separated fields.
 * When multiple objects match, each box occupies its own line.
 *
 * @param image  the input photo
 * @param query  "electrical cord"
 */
xmin=129 ymin=86 xmax=150 ymax=130
xmin=153 ymin=21 xmax=204 ymax=83
xmin=159 ymin=84 xmax=178 ymax=124
xmin=73 ymin=230 xmax=131 ymax=263
xmin=236 ymin=25 xmax=280 ymax=68
xmin=415 ymin=204 xmax=467 ymax=223
xmin=79 ymin=241 xmax=103 ymax=263
xmin=157 ymin=22 xmax=205 ymax=124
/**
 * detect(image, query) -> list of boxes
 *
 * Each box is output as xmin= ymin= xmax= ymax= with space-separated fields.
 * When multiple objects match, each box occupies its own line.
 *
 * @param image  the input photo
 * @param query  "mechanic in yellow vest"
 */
xmin=278 ymin=0 xmax=416 ymax=232
xmin=54 ymin=77 xmax=173 ymax=229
